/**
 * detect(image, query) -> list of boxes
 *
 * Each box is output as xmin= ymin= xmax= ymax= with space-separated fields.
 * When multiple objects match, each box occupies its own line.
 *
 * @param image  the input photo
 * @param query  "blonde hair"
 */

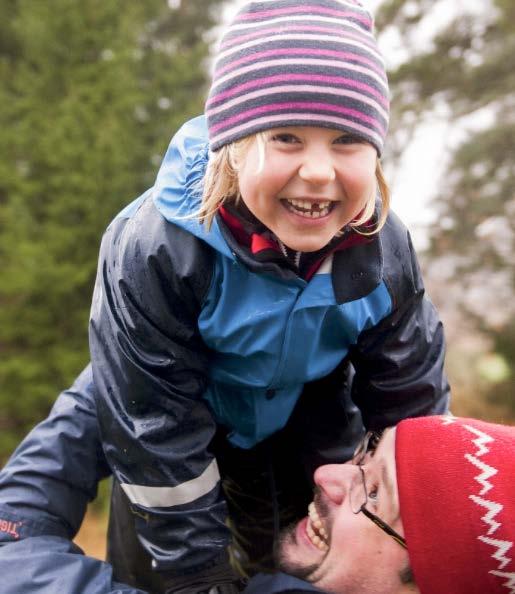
xmin=198 ymin=133 xmax=390 ymax=235
xmin=352 ymin=159 xmax=390 ymax=235
xmin=197 ymin=133 xmax=264 ymax=229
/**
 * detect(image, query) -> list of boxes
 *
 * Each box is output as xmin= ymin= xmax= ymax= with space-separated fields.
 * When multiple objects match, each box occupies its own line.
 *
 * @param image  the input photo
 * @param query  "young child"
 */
xmin=8 ymin=1 xmax=451 ymax=592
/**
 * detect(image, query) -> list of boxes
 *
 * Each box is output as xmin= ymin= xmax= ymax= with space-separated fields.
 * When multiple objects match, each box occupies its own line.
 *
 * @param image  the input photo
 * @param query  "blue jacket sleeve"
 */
xmin=0 ymin=536 xmax=147 ymax=594
xmin=88 ymin=127 xmax=230 ymax=575
xmin=243 ymin=573 xmax=325 ymax=593
xmin=350 ymin=216 xmax=450 ymax=430
xmin=0 ymin=539 xmax=322 ymax=594
xmin=0 ymin=364 xmax=110 ymax=543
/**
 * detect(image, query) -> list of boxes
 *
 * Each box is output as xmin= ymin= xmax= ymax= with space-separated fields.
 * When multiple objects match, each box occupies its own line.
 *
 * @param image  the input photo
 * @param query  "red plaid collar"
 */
xmin=218 ymin=205 xmax=372 ymax=281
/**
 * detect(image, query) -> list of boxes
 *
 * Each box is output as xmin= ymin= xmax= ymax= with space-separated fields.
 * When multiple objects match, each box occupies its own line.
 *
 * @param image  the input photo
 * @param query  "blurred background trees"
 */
xmin=375 ymin=0 xmax=514 ymax=421
xmin=0 ymin=0 xmax=224 ymax=458
xmin=0 ymin=0 xmax=513 ymax=465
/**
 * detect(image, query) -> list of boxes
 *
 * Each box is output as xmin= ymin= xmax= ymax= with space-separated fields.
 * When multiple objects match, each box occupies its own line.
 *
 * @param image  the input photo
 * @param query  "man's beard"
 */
xmin=273 ymin=521 xmax=320 ymax=581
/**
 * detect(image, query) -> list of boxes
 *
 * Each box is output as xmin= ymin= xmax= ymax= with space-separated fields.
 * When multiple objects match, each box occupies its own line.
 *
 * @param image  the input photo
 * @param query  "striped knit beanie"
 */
xmin=205 ymin=0 xmax=389 ymax=155
xmin=396 ymin=416 xmax=515 ymax=594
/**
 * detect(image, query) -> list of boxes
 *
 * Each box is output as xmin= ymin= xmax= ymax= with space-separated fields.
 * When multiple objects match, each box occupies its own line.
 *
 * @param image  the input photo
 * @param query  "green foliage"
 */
xmin=376 ymin=0 xmax=515 ymax=416
xmin=0 ymin=0 xmax=224 ymax=460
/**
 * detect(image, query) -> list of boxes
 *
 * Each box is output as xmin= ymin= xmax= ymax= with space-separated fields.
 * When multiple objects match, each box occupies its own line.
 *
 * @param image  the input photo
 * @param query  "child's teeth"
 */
xmin=285 ymin=199 xmax=332 ymax=218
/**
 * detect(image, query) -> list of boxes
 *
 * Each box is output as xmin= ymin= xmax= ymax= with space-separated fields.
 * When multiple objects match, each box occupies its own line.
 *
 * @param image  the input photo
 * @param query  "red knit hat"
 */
xmin=395 ymin=415 xmax=515 ymax=594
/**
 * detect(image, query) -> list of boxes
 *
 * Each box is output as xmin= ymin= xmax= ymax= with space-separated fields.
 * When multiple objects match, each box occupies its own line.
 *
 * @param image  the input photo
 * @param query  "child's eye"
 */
xmin=270 ymin=132 xmax=300 ymax=144
xmin=334 ymin=134 xmax=364 ymax=145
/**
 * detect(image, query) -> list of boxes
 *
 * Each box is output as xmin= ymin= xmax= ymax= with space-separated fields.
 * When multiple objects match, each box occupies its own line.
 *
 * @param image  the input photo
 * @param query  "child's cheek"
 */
xmin=340 ymin=158 xmax=376 ymax=197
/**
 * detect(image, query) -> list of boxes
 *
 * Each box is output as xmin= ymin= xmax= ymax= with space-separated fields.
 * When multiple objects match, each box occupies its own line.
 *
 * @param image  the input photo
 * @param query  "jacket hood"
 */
xmin=152 ymin=115 xmax=235 ymax=259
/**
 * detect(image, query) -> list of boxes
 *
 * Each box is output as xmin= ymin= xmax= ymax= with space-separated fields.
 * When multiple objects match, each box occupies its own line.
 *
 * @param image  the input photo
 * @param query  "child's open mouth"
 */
xmin=282 ymin=198 xmax=336 ymax=219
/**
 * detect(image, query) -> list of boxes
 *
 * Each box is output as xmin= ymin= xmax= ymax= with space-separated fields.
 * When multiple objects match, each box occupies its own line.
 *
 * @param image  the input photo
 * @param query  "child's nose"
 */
xmin=298 ymin=154 xmax=336 ymax=185
xmin=313 ymin=463 xmax=356 ymax=505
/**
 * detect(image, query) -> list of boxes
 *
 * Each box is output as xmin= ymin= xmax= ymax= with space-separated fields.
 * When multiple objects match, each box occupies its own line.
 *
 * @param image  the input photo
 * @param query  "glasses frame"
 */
xmin=352 ymin=432 xmax=407 ymax=550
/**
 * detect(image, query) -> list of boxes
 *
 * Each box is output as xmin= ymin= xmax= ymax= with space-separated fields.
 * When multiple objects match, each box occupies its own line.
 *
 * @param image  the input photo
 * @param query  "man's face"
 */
xmin=275 ymin=429 xmax=415 ymax=594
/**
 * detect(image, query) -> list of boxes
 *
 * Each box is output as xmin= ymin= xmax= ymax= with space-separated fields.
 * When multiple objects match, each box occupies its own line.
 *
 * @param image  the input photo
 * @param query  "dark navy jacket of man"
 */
xmin=0 ymin=117 xmax=449 ymax=593
xmin=0 ymin=365 xmax=323 ymax=593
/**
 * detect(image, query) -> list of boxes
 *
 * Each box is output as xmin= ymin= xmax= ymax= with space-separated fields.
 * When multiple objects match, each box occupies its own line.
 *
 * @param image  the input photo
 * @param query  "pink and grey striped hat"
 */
xmin=205 ymin=0 xmax=389 ymax=154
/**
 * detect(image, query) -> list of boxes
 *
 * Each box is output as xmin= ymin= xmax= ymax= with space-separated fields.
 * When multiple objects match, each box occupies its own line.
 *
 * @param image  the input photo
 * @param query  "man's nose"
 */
xmin=298 ymin=151 xmax=336 ymax=185
xmin=313 ymin=463 xmax=357 ymax=505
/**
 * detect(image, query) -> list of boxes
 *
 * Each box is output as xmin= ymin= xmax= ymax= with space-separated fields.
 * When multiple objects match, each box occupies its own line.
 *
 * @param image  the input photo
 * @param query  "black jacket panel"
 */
xmin=89 ymin=197 xmax=231 ymax=574
xmin=349 ymin=211 xmax=450 ymax=429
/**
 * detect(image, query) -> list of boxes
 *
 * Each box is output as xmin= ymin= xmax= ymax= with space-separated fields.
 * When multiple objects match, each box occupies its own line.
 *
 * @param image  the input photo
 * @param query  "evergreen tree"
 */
xmin=375 ymin=0 xmax=515 ymax=415
xmin=0 ymin=0 xmax=224 ymax=457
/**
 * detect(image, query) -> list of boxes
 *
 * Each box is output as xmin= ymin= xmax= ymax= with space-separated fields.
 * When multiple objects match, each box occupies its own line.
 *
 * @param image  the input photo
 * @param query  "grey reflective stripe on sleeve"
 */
xmin=120 ymin=459 xmax=220 ymax=508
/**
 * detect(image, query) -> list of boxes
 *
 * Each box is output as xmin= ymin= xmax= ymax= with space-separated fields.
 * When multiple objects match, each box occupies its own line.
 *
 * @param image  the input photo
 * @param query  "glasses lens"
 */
xmin=350 ymin=432 xmax=383 ymax=514
xmin=352 ymin=431 xmax=381 ymax=465
xmin=350 ymin=467 xmax=368 ymax=514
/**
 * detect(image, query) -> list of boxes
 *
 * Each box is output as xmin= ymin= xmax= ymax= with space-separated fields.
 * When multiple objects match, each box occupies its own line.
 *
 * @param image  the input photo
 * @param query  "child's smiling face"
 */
xmin=236 ymin=126 xmax=377 ymax=252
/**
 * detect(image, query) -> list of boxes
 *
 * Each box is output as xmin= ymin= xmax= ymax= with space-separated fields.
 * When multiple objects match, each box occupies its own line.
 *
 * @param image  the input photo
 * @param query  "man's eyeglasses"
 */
xmin=350 ymin=431 xmax=407 ymax=550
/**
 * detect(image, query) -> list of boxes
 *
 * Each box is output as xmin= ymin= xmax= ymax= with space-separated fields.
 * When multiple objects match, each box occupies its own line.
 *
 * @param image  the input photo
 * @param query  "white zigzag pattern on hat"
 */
xmin=470 ymin=495 xmax=502 ymax=534
xmin=465 ymin=451 xmax=496 ymax=495
xmin=440 ymin=414 xmax=456 ymax=425
xmin=463 ymin=423 xmax=515 ymax=593
xmin=478 ymin=536 xmax=513 ymax=569
xmin=491 ymin=571 xmax=515 ymax=593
